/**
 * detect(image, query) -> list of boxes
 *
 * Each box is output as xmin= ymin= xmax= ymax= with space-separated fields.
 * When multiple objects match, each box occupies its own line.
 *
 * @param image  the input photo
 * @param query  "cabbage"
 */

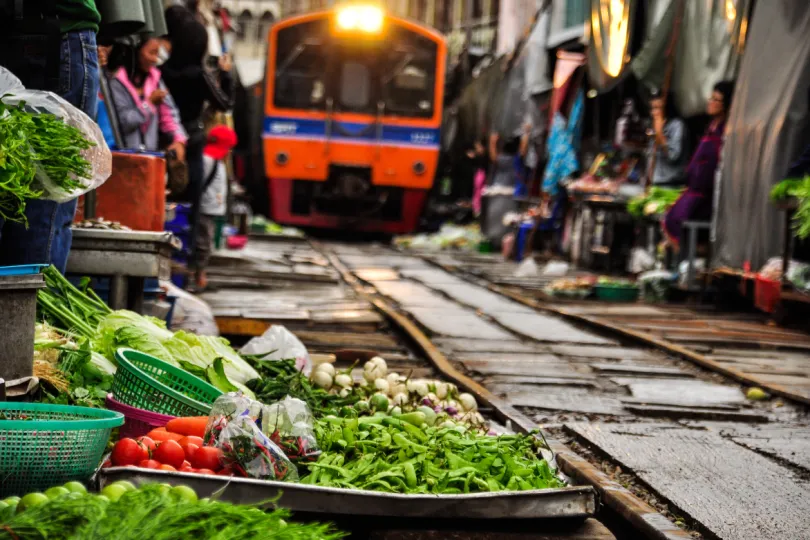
xmin=91 ymin=310 xmax=259 ymax=395
xmin=171 ymin=331 xmax=259 ymax=385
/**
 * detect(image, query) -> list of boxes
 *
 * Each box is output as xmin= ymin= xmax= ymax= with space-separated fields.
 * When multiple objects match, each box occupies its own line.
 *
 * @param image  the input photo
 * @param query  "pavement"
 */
xmin=325 ymin=243 xmax=810 ymax=540
xmin=200 ymin=237 xmax=810 ymax=539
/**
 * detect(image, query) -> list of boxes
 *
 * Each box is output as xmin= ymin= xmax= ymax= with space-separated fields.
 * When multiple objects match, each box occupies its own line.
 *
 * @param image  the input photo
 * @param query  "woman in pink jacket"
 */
xmin=108 ymin=37 xmax=187 ymax=159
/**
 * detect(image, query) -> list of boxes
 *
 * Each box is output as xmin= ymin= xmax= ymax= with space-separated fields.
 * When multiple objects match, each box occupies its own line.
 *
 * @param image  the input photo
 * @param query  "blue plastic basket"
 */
xmin=0 ymin=264 xmax=48 ymax=276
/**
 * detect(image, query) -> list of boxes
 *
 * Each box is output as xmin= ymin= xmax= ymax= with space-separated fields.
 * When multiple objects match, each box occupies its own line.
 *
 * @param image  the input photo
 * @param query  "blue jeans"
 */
xmin=0 ymin=30 xmax=99 ymax=272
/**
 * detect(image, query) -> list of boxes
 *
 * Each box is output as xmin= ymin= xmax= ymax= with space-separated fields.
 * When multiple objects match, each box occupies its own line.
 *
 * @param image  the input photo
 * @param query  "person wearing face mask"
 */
xmin=107 ymin=37 xmax=187 ymax=157
xmin=160 ymin=5 xmax=234 ymax=286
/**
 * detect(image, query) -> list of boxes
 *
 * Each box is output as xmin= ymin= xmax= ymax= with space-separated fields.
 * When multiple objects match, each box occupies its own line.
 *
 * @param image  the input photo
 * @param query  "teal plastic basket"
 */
xmin=112 ymin=348 xmax=222 ymax=417
xmin=0 ymin=403 xmax=123 ymax=497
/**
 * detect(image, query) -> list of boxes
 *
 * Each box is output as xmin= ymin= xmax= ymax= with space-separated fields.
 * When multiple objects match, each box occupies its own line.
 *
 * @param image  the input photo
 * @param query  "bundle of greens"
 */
xmin=0 ymin=483 xmax=344 ymax=540
xmin=301 ymin=416 xmax=564 ymax=494
xmin=37 ymin=267 xmax=260 ymax=398
xmin=627 ymin=187 xmax=684 ymax=219
xmin=770 ymin=177 xmax=810 ymax=238
xmin=769 ymin=177 xmax=810 ymax=201
xmin=0 ymin=98 xmax=93 ymax=224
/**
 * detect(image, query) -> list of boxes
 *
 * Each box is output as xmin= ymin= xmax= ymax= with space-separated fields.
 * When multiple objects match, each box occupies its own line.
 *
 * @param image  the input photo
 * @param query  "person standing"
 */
xmin=649 ymin=91 xmax=688 ymax=187
xmin=160 ymin=6 xmax=234 ymax=284
xmin=194 ymin=125 xmax=237 ymax=291
xmin=0 ymin=0 xmax=101 ymax=272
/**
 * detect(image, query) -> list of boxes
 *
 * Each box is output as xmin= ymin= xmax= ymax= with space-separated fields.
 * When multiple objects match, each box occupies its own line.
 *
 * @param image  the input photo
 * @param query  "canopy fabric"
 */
xmin=712 ymin=1 xmax=810 ymax=270
xmin=631 ymin=0 xmax=752 ymax=117
xmin=586 ymin=0 xmax=637 ymax=92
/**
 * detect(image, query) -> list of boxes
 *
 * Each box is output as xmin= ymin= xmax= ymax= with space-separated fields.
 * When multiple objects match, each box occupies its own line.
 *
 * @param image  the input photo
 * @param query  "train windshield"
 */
xmin=273 ymin=20 xmax=329 ymax=111
xmin=380 ymin=29 xmax=437 ymax=119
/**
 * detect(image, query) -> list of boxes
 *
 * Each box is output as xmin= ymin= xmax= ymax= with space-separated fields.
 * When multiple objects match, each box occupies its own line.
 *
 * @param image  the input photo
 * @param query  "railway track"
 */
xmin=201 ymin=236 xmax=810 ymax=540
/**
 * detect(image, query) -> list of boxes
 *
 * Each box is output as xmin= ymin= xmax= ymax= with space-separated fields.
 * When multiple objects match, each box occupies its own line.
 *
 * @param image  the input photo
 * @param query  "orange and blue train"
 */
xmin=263 ymin=5 xmax=446 ymax=234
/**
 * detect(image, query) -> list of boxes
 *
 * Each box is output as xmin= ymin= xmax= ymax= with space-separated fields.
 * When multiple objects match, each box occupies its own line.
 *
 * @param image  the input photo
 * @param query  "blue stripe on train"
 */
xmin=263 ymin=116 xmax=440 ymax=147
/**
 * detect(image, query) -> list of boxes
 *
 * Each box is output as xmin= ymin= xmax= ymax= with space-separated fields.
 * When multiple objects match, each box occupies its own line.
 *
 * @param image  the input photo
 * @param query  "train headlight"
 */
xmin=336 ymin=5 xmax=383 ymax=34
xmin=413 ymin=161 xmax=426 ymax=175
xmin=276 ymin=152 xmax=289 ymax=165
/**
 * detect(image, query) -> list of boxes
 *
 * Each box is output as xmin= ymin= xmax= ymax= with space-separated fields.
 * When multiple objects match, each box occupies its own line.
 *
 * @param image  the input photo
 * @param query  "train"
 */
xmin=255 ymin=5 xmax=447 ymax=234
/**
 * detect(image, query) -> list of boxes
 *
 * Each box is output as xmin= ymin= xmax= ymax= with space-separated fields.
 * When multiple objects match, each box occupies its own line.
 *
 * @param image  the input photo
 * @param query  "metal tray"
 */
xmin=100 ymin=467 xmax=596 ymax=520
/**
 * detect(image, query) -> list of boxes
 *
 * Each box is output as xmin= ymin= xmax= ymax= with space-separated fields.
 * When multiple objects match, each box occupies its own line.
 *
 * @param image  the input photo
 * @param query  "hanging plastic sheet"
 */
xmin=713 ymin=0 xmax=810 ymax=270
xmin=586 ymin=0 xmax=637 ymax=92
xmin=493 ymin=8 xmax=552 ymax=140
xmin=631 ymin=0 xmax=752 ymax=117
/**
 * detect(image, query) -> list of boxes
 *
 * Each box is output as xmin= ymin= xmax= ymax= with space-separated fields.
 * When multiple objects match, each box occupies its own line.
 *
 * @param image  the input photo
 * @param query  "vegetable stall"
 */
xmin=0 ymin=266 xmax=596 ymax=536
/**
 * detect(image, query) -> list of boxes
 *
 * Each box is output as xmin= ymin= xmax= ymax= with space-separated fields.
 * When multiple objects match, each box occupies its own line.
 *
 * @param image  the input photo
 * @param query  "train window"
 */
xmin=273 ymin=21 xmax=329 ymax=110
xmin=339 ymin=62 xmax=372 ymax=112
xmin=381 ymin=32 xmax=438 ymax=118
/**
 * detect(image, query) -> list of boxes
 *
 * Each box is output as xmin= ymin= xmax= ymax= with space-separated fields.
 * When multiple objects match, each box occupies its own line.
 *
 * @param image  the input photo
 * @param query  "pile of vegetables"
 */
xmin=627 ymin=187 xmax=683 ymax=219
xmin=302 ymin=416 xmax=563 ymax=494
xmin=37 ymin=267 xmax=259 ymax=400
xmin=0 ymin=482 xmax=343 ymax=540
xmin=0 ymin=97 xmax=94 ymax=224
xmin=306 ymin=356 xmax=486 ymax=432
xmin=247 ymin=359 xmax=357 ymax=418
xmin=105 ymin=418 xmax=229 ymax=476
xmin=770 ymin=177 xmax=810 ymax=238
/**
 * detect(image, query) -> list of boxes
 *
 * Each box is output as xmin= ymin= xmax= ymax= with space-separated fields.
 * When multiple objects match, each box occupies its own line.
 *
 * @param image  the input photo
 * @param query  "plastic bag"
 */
xmin=627 ymin=248 xmax=655 ymax=274
xmin=541 ymin=260 xmax=569 ymax=276
xmin=516 ymin=257 xmax=539 ymax=277
xmin=161 ymin=280 xmax=219 ymax=336
xmin=204 ymin=393 xmax=298 ymax=481
xmin=0 ymin=66 xmax=112 ymax=202
xmin=262 ymin=396 xmax=320 ymax=464
xmin=241 ymin=326 xmax=312 ymax=375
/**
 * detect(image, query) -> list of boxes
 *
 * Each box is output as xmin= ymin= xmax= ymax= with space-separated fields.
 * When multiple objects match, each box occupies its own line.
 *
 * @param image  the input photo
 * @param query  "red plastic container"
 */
xmin=754 ymin=275 xmax=781 ymax=314
xmin=76 ymin=152 xmax=166 ymax=231
xmin=105 ymin=394 xmax=175 ymax=439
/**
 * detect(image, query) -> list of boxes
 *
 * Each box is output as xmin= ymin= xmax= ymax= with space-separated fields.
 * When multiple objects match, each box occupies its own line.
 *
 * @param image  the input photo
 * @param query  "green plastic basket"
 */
xmin=0 ymin=402 xmax=123 ymax=497
xmin=594 ymin=285 xmax=640 ymax=302
xmin=111 ymin=348 xmax=223 ymax=417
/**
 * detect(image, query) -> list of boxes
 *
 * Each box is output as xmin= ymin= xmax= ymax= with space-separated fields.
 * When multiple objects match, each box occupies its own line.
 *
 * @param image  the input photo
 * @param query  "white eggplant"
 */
xmin=334 ymin=373 xmax=353 ymax=388
xmin=311 ymin=370 xmax=333 ymax=390
xmin=374 ymin=378 xmax=390 ymax=394
xmin=314 ymin=362 xmax=335 ymax=378
xmin=458 ymin=393 xmax=478 ymax=411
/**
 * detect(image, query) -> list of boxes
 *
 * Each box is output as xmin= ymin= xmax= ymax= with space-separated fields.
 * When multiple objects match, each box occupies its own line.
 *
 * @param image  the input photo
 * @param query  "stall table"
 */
xmin=66 ymin=229 xmax=180 ymax=312
xmin=569 ymin=193 xmax=630 ymax=271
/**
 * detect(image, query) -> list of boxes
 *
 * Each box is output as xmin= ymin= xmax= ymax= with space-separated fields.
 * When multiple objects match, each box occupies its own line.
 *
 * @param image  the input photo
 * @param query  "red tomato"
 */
xmin=138 ymin=459 xmax=161 ymax=469
xmin=216 ymin=467 xmax=234 ymax=476
xmin=101 ymin=459 xmax=112 ymax=468
xmin=178 ymin=436 xmax=204 ymax=448
xmin=152 ymin=439 xmax=185 ymax=469
xmin=111 ymin=438 xmax=148 ymax=466
xmin=158 ymin=464 xmax=176 ymax=471
xmin=181 ymin=443 xmax=199 ymax=463
xmin=179 ymin=464 xmax=195 ymax=472
xmin=189 ymin=446 xmax=222 ymax=472
xmin=181 ymin=460 xmax=191 ymax=469
xmin=196 ymin=468 xmax=216 ymax=475
xmin=136 ymin=436 xmax=157 ymax=455
xmin=147 ymin=429 xmax=184 ymax=443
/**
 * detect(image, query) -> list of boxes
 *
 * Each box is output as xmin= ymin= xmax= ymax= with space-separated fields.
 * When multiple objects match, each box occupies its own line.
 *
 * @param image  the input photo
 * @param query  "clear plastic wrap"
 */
xmin=0 ymin=66 xmax=112 ymax=203
xmin=204 ymin=393 xmax=298 ymax=481
xmin=262 ymin=396 xmax=320 ymax=464
xmin=240 ymin=325 xmax=312 ymax=375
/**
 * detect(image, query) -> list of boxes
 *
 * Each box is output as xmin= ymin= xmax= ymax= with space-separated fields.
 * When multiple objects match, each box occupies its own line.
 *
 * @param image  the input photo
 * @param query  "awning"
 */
xmin=631 ymin=0 xmax=752 ymax=117
xmin=713 ymin=0 xmax=810 ymax=270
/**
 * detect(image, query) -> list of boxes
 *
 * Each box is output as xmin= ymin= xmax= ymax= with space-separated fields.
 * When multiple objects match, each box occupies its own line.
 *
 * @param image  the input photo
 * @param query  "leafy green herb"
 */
xmin=0 ymin=98 xmax=94 ymax=224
